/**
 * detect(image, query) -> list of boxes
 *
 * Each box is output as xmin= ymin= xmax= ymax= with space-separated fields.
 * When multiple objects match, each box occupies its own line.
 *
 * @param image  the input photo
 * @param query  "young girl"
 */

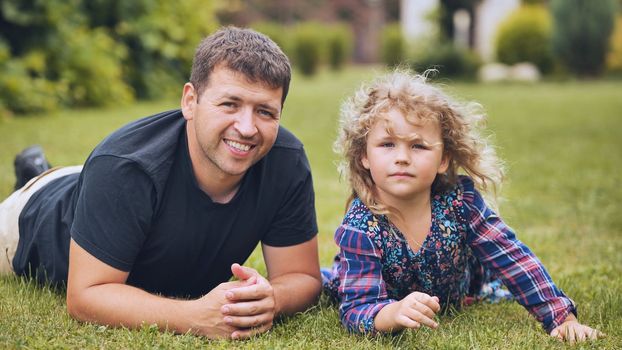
xmin=322 ymin=70 xmax=603 ymax=343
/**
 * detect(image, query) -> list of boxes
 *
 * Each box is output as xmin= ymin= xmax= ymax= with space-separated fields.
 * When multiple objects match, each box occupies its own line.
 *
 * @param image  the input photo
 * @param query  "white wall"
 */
xmin=400 ymin=0 xmax=439 ymax=42
xmin=474 ymin=0 xmax=520 ymax=62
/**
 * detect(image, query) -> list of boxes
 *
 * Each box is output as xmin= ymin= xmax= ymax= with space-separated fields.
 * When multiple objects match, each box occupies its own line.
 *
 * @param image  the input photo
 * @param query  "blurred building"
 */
xmin=400 ymin=0 xmax=520 ymax=61
xmin=217 ymin=0 xmax=395 ymax=63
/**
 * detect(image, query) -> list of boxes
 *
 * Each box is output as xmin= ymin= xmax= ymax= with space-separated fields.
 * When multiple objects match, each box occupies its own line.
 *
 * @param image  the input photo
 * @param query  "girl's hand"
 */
xmin=374 ymin=291 xmax=440 ymax=332
xmin=550 ymin=314 xmax=605 ymax=344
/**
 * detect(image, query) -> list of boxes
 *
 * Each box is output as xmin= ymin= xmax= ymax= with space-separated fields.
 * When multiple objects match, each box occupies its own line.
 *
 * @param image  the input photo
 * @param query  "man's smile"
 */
xmin=224 ymin=139 xmax=255 ymax=153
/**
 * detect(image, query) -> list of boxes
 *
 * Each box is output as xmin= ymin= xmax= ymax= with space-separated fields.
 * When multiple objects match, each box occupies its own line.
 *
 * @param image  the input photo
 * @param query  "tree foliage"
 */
xmin=551 ymin=0 xmax=617 ymax=76
xmin=0 ymin=0 xmax=219 ymax=116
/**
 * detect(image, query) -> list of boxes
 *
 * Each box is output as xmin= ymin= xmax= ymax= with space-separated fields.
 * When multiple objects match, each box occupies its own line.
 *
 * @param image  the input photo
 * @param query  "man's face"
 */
xmin=182 ymin=66 xmax=283 ymax=181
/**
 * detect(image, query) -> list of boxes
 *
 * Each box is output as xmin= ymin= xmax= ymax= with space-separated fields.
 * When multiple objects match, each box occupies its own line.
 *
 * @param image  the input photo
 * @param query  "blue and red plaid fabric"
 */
xmin=324 ymin=176 xmax=576 ymax=334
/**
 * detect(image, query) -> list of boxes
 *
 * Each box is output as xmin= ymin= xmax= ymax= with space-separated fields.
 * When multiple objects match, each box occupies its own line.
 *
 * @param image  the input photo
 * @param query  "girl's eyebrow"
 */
xmin=383 ymin=129 xmax=443 ymax=147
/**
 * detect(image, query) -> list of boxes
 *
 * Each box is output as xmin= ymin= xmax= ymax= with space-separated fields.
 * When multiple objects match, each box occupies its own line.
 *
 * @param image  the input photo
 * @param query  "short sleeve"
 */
xmin=71 ymin=156 xmax=156 ymax=271
xmin=262 ymin=149 xmax=317 ymax=247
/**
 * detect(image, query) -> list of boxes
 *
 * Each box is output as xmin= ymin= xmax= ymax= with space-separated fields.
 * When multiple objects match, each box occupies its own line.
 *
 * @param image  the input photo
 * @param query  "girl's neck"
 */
xmin=379 ymin=189 xmax=433 ymax=251
xmin=377 ymin=188 xmax=432 ymax=219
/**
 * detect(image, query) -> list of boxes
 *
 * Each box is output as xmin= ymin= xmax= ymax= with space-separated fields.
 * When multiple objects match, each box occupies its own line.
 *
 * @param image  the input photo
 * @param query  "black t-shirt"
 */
xmin=14 ymin=110 xmax=317 ymax=298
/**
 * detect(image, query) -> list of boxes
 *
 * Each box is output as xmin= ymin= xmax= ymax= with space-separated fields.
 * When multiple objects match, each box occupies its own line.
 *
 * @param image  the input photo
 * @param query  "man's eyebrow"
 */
xmin=257 ymin=103 xmax=280 ymax=113
xmin=219 ymin=93 xmax=280 ymax=113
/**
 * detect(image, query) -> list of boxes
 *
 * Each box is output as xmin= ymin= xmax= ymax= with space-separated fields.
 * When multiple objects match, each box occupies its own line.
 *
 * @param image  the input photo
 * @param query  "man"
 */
xmin=0 ymin=27 xmax=321 ymax=340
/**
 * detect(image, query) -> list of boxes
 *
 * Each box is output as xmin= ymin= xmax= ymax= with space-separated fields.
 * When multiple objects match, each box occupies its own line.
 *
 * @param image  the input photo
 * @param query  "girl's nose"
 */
xmin=394 ymin=146 xmax=411 ymax=165
xmin=234 ymin=108 xmax=258 ymax=138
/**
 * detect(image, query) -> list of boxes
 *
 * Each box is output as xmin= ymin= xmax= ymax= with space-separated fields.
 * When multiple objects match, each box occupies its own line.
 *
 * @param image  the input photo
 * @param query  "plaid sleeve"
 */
xmin=335 ymin=224 xmax=397 ymax=334
xmin=461 ymin=177 xmax=576 ymax=333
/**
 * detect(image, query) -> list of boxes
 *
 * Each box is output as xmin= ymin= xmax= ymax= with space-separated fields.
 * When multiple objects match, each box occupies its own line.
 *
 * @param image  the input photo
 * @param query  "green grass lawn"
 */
xmin=1 ymin=66 xmax=621 ymax=349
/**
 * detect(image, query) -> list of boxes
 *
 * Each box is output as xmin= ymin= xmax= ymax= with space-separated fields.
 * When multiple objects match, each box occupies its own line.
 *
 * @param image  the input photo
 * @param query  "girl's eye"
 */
xmin=380 ymin=142 xmax=394 ymax=148
xmin=412 ymin=143 xmax=428 ymax=150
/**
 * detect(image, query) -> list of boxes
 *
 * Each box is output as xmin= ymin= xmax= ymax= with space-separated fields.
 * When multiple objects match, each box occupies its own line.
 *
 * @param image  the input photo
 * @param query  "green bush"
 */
xmin=495 ymin=5 xmax=553 ymax=74
xmin=292 ymin=23 xmax=323 ymax=76
xmin=411 ymin=42 xmax=481 ymax=79
xmin=551 ymin=0 xmax=617 ymax=76
xmin=607 ymin=15 xmax=622 ymax=72
xmin=103 ymin=0 xmax=218 ymax=99
xmin=0 ymin=0 xmax=219 ymax=115
xmin=252 ymin=21 xmax=292 ymax=58
xmin=381 ymin=22 xmax=405 ymax=67
xmin=50 ymin=27 xmax=134 ymax=107
xmin=0 ymin=60 xmax=59 ymax=114
xmin=326 ymin=23 xmax=353 ymax=71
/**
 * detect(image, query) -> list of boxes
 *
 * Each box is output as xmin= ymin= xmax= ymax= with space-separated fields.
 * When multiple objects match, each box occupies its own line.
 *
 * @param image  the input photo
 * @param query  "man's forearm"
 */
xmin=67 ymin=281 xmax=242 ymax=338
xmin=69 ymin=283 xmax=191 ymax=332
xmin=270 ymin=272 xmax=322 ymax=316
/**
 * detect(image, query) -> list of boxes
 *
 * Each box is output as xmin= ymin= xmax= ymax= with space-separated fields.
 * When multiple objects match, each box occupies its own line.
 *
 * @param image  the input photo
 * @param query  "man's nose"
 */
xmin=234 ymin=108 xmax=258 ymax=138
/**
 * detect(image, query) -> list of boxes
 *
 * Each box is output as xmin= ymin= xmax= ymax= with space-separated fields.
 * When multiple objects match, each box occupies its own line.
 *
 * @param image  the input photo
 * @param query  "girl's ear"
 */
xmin=361 ymin=153 xmax=370 ymax=170
xmin=438 ymin=154 xmax=450 ymax=174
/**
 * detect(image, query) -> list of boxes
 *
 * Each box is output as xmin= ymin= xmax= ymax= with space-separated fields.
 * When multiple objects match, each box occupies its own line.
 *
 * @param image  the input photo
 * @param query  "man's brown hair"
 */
xmin=190 ymin=26 xmax=291 ymax=105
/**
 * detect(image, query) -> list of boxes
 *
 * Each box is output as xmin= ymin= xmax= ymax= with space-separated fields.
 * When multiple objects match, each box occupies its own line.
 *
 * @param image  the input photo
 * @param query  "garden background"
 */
xmin=1 ymin=0 xmax=621 ymax=348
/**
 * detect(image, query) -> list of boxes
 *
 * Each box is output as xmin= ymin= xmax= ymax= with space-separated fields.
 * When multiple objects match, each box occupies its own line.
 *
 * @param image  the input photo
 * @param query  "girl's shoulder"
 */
xmin=432 ymin=175 xmax=480 ymax=218
xmin=342 ymin=198 xmax=378 ymax=227
xmin=339 ymin=198 xmax=385 ymax=238
xmin=433 ymin=175 xmax=474 ymax=204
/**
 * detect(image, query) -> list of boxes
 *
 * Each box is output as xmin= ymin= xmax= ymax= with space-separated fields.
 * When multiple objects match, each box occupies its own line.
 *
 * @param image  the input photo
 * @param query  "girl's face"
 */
xmin=361 ymin=108 xmax=448 ymax=203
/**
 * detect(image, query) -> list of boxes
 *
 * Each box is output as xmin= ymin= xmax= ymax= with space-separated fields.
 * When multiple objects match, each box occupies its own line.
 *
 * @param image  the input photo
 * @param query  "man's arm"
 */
xmin=66 ymin=239 xmax=250 ymax=339
xmin=263 ymin=235 xmax=322 ymax=315
xmin=220 ymin=236 xmax=321 ymax=339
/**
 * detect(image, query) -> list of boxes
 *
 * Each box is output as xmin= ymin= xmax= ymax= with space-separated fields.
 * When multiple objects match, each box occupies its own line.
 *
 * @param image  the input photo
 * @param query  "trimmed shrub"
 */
xmin=411 ymin=42 xmax=481 ymax=79
xmin=252 ymin=21 xmax=292 ymax=58
xmin=326 ymin=23 xmax=353 ymax=71
xmin=50 ymin=27 xmax=134 ymax=107
xmin=292 ymin=23 xmax=323 ymax=76
xmin=381 ymin=22 xmax=405 ymax=67
xmin=0 ymin=60 xmax=59 ymax=114
xmin=551 ymin=0 xmax=617 ymax=76
xmin=495 ymin=5 xmax=553 ymax=74
xmin=607 ymin=15 xmax=622 ymax=72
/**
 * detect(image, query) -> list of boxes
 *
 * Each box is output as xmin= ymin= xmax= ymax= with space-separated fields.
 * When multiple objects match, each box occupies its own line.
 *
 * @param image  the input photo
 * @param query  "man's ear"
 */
xmin=181 ymin=83 xmax=197 ymax=121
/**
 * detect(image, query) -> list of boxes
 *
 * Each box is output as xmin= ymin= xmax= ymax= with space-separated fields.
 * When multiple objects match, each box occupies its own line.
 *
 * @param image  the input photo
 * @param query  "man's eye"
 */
xmin=258 ymin=109 xmax=275 ymax=118
xmin=220 ymin=102 xmax=236 ymax=108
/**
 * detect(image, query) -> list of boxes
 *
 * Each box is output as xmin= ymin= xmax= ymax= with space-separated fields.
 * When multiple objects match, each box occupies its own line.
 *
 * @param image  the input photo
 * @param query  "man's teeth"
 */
xmin=226 ymin=140 xmax=251 ymax=152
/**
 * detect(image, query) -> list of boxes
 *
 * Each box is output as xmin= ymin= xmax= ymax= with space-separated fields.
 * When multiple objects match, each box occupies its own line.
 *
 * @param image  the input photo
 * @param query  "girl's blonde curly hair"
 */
xmin=334 ymin=70 xmax=505 ymax=215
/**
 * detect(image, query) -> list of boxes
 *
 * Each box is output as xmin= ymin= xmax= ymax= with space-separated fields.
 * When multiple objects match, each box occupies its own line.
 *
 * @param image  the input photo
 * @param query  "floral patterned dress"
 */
xmin=322 ymin=176 xmax=575 ymax=334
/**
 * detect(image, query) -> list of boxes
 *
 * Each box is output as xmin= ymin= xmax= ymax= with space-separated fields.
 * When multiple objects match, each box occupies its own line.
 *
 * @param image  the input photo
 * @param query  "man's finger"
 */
xmin=224 ymin=313 xmax=273 ymax=329
xmin=230 ymin=263 xmax=258 ymax=282
xmin=230 ymin=322 xmax=273 ymax=340
xmin=221 ymin=299 xmax=271 ymax=316
xmin=226 ymin=281 xmax=272 ymax=301
xmin=218 ymin=277 xmax=256 ymax=290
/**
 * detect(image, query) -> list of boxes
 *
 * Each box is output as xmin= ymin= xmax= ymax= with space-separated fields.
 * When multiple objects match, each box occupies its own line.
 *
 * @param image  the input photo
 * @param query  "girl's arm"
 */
xmin=374 ymin=291 xmax=440 ymax=333
xmin=461 ymin=178 xmax=602 ymax=341
xmin=334 ymin=223 xmax=396 ymax=333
